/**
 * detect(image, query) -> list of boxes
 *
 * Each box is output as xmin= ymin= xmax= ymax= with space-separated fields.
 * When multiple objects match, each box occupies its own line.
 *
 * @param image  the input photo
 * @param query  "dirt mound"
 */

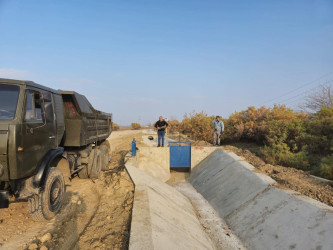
xmin=192 ymin=140 xmax=211 ymax=146
xmin=222 ymin=145 xmax=333 ymax=207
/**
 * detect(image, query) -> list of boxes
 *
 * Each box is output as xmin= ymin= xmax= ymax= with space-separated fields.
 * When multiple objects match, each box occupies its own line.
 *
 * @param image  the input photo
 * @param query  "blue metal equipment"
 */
xmin=168 ymin=141 xmax=192 ymax=171
xmin=131 ymin=138 xmax=137 ymax=156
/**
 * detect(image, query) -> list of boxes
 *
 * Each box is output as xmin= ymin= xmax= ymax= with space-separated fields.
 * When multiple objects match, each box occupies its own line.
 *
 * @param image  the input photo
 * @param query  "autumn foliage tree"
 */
xmin=224 ymin=105 xmax=310 ymax=169
xmin=168 ymin=120 xmax=181 ymax=134
xmin=131 ymin=123 xmax=141 ymax=130
xmin=180 ymin=111 xmax=215 ymax=142
xmin=226 ymin=105 xmax=308 ymax=146
xmin=112 ymin=122 xmax=120 ymax=131
xmin=173 ymin=106 xmax=332 ymax=179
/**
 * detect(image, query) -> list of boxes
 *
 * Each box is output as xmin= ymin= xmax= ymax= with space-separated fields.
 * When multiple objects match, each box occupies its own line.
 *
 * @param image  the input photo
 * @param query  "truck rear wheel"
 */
xmin=90 ymin=149 xmax=102 ymax=179
xmin=99 ymin=145 xmax=110 ymax=171
xmin=78 ymin=166 xmax=89 ymax=179
xmin=101 ymin=140 xmax=111 ymax=151
xmin=29 ymin=167 xmax=65 ymax=221
xmin=78 ymin=148 xmax=96 ymax=179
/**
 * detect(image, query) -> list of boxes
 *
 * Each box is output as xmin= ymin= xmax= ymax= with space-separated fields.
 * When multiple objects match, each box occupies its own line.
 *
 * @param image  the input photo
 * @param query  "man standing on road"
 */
xmin=212 ymin=116 xmax=224 ymax=146
xmin=154 ymin=116 xmax=169 ymax=147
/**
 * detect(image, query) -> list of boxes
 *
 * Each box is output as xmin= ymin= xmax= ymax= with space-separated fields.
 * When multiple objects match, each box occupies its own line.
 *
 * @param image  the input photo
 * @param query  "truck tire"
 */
xmin=29 ymin=167 xmax=65 ymax=221
xmin=99 ymin=145 xmax=110 ymax=171
xmin=78 ymin=166 xmax=89 ymax=179
xmin=90 ymin=149 xmax=102 ymax=179
xmin=101 ymin=140 xmax=111 ymax=151
xmin=57 ymin=158 xmax=71 ymax=184
xmin=87 ymin=148 xmax=97 ymax=177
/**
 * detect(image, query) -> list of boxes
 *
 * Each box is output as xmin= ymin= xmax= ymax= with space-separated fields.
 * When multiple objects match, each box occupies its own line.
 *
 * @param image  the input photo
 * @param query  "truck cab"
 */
xmin=0 ymin=79 xmax=64 ymax=180
xmin=0 ymin=78 xmax=112 ymax=220
xmin=0 ymin=79 xmax=66 ymax=218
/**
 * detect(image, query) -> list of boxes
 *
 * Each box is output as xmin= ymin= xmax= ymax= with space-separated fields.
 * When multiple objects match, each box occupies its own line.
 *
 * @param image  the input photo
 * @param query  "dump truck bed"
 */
xmin=59 ymin=90 xmax=112 ymax=147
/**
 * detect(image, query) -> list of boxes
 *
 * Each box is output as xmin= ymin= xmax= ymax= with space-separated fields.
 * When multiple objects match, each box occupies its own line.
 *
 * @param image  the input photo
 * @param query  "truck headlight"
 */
xmin=0 ymin=163 xmax=4 ymax=177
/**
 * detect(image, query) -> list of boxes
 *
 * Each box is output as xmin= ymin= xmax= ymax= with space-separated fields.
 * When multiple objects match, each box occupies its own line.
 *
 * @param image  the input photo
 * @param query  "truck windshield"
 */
xmin=0 ymin=84 xmax=20 ymax=120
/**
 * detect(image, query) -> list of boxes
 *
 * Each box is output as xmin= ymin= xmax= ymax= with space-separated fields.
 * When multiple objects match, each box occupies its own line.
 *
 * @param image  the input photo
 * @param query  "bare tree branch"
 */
xmin=300 ymin=84 xmax=333 ymax=112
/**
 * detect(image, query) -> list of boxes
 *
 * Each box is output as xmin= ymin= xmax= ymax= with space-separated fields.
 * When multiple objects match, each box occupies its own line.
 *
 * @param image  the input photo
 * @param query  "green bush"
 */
xmin=260 ymin=143 xmax=309 ymax=170
xmin=306 ymin=107 xmax=333 ymax=155
xmin=264 ymin=119 xmax=307 ymax=152
xmin=318 ymin=155 xmax=333 ymax=179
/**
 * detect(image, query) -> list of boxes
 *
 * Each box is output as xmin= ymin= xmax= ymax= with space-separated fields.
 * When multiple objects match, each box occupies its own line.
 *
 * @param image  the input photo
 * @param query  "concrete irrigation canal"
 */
xmin=125 ymin=135 xmax=333 ymax=250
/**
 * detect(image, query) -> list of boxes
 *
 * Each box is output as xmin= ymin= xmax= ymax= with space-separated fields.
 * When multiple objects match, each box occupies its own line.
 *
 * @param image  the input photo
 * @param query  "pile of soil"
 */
xmin=222 ymin=145 xmax=333 ymax=207
xmin=192 ymin=140 xmax=211 ymax=146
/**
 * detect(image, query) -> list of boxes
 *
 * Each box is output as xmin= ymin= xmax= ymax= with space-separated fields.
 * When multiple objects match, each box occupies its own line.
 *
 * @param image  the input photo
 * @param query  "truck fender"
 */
xmin=33 ymin=147 xmax=65 ymax=189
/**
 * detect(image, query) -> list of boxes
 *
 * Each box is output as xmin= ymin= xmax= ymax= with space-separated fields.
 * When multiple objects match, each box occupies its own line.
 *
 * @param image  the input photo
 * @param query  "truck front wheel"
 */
xmin=29 ymin=167 xmax=65 ymax=221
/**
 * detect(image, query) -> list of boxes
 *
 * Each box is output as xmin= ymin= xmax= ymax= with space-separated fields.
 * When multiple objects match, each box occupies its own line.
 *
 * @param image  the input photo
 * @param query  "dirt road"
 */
xmin=0 ymin=130 xmax=142 ymax=250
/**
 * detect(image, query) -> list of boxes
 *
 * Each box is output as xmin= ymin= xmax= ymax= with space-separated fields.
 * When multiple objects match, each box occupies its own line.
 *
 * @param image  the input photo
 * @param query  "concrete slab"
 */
xmin=190 ymin=149 xmax=270 ymax=217
xmin=136 ymin=147 xmax=170 ymax=182
xmin=126 ymin=164 xmax=215 ymax=250
xmin=191 ymin=147 xmax=217 ymax=168
xmin=227 ymin=187 xmax=333 ymax=250
xmin=128 ymin=183 xmax=154 ymax=250
xmin=189 ymin=149 xmax=333 ymax=250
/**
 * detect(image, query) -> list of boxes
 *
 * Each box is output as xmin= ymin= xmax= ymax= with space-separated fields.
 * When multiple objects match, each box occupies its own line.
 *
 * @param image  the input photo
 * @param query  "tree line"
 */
xmin=169 ymin=105 xmax=333 ymax=180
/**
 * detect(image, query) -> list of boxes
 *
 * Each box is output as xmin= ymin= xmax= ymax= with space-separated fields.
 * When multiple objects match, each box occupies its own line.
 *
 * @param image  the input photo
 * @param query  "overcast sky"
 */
xmin=0 ymin=0 xmax=332 ymax=125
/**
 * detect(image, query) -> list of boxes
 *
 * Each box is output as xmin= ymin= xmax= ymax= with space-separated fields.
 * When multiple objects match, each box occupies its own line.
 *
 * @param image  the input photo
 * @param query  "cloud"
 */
xmin=0 ymin=68 xmax=29 ymax=79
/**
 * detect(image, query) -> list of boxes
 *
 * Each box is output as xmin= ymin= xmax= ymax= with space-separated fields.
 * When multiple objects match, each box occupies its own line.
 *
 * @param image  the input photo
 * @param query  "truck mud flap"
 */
xmin=0 ymin=190 xmax=9 ymax=208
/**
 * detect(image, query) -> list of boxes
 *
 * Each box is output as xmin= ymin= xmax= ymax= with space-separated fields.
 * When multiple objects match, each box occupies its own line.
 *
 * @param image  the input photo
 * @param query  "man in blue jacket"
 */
xmin=212 ymin=116 xmax=224 ymax=146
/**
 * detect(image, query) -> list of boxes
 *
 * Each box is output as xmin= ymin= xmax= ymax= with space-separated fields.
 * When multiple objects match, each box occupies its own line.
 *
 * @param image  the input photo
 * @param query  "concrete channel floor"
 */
xmin=126 ymin=164 xmax=216 ymax=250
xmin=169 ymin=173 xmax=246 ymax=250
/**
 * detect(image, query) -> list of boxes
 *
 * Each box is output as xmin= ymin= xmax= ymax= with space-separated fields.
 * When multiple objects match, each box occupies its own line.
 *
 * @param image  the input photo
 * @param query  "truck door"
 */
xmin=19 ymin=89 xmax=56 ymax=178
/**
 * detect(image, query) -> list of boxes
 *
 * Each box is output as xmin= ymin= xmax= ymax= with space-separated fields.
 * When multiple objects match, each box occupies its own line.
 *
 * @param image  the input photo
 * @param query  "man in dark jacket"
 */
xmin=154 ymin=116 xmax=168 ymax=147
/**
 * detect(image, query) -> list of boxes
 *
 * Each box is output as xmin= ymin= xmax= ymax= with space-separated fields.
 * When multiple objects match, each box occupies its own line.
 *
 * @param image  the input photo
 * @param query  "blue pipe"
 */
xmin=131 ymin=139 xmax=137 ymax=156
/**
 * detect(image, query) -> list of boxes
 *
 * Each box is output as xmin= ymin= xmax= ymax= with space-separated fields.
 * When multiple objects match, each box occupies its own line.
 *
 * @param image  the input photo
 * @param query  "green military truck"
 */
xmin=0 ymin=78 xmax=112 ymax=220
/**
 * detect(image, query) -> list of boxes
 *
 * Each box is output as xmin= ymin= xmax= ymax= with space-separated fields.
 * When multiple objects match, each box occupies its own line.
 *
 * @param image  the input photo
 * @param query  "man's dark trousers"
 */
xmin=158 ymin=130 xmax=165 ymax=146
